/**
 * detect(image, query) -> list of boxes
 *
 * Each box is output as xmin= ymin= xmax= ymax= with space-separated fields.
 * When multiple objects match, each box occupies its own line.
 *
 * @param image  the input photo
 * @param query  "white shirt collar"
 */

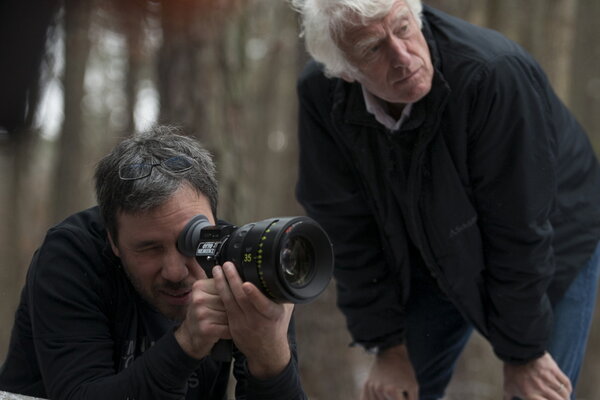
xmin=362 ymin=86 xmax=413 ymax=131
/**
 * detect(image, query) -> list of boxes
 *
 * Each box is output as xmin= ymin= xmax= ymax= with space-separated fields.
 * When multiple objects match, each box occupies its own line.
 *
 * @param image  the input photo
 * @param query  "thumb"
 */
xmin=242 ymin=283 xmax=280 ymax=316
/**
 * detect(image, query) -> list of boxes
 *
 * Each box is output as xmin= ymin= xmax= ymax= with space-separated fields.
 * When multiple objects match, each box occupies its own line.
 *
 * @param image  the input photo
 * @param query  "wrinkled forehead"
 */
xmin=335 ymin=0 xmax=411 ymax=42
xmin=339 ymin=0 xmax=405 ymax=24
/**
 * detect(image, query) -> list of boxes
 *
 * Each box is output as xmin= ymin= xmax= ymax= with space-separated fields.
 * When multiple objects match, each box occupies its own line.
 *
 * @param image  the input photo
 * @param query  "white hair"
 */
xmin=291 ymin=0 xmax=423 ymax=78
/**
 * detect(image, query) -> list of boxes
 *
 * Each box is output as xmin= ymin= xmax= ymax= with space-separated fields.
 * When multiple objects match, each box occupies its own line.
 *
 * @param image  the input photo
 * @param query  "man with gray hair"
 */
xmin=0 ymin=126 xmax=307 ymax=399
xmin=292 ymin=0 xmax=600 ymax=399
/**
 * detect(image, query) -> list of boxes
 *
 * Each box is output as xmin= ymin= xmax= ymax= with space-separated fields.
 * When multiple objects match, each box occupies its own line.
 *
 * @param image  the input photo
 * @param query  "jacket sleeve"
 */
xmin=232 ymin=318 xmax=307 ymax=400
xmin=295 ymin=64 xmax=405 ymax=352
xmin=29 ymin=226 xmax=203 ymax=400
xmin=467 ymin=54 xmax=558 ymax=363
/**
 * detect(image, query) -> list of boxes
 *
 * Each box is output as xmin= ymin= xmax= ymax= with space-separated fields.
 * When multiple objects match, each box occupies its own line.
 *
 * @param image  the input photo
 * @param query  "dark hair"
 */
xmin=94 ymin=125 xmax=218 ymax=242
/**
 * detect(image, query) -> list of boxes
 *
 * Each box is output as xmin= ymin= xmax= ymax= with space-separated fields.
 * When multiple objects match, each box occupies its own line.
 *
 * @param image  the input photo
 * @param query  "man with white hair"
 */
xmin=291 ymin=0 xmax=600 ymax=399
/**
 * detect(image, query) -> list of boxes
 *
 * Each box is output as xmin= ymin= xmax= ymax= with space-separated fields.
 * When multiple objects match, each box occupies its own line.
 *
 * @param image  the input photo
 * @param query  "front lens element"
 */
xmin=280 ymin=236 xmax=314 ymax=288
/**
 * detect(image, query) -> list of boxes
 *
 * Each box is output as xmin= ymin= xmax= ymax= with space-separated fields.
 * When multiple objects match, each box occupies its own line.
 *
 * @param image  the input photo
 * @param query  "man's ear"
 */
xmin=107 ymin=231 xmax=120 ymax=257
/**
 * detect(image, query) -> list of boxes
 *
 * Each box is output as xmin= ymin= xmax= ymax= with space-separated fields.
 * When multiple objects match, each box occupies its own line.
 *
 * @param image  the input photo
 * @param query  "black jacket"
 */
xmin=0 ymin=207 xmax=306 ymax=400
xmin=296 ymin=6 xmax=600 ymax=364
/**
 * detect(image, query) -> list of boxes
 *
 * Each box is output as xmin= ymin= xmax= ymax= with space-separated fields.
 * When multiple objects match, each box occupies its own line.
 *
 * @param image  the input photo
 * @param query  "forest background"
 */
xmin=1 ymin=0 xmax=599 ymax=399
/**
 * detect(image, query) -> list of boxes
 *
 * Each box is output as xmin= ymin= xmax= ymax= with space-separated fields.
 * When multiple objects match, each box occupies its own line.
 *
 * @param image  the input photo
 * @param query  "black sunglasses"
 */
xmin=119 ymin=155 xmax=195 ymax=181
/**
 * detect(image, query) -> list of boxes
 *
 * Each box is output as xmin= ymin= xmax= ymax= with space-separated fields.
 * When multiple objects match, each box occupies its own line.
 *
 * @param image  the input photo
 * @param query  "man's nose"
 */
xmin=161 ymin=249 xmax=191 ymax=282
xmin=388 ymin=36 xmax=412 ymax=69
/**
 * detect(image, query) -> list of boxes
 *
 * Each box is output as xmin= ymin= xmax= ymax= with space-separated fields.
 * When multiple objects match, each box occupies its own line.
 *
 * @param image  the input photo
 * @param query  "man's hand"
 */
xmin=213 ymin=262 xmax=293 ymax=379
xmin=503 ymin=352 xmax=572 ymax=400
xmin=174 ymin=277 xmax=231 ymax=360
xmin=361 ymin=344 xmax=418 ymax=400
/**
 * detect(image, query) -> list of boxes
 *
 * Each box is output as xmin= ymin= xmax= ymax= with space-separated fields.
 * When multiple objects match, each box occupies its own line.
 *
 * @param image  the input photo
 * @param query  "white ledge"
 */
xmin=0 ymin=391 xmax=46 ymax=400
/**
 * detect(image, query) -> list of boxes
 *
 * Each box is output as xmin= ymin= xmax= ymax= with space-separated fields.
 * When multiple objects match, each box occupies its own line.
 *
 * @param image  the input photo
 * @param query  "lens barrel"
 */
xmin=177 ymin=215 xmax=333 ymax=304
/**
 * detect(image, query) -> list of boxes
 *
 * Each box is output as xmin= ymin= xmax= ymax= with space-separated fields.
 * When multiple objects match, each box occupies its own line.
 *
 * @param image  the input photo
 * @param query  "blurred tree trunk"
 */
xmin=0 ymin=129 xmax=37 ymax=361
xmin=157 ymin=1 xmax=210 ymax=135
xmin=0 ymin=140 xmax=14 ymax=362
xmin=535 ymin=0 xmax=577 ymax=102
xmin=120 ymin=0 xmax=146 ymax=135
xmin=154 ymin=0 xmax=245 ymax=221
xmin=570 ymin=0 xmax=600 ymax=152
xmin=52 ymin=0 xmax=92 ymax=223
xmin=207 ymin=15 xmax=247 ymax=223
xmin=209 ymin=2 xmax=303 ymax=222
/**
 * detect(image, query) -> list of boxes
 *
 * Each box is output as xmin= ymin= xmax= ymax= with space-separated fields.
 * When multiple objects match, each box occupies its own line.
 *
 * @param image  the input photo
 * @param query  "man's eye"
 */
xmin=396 ymin=25 xmax=410 ymax=37
xmin=138 ymin=246 xmax=163 ymax=253
xmin=358 ymin=44 xmax=379 ymax=60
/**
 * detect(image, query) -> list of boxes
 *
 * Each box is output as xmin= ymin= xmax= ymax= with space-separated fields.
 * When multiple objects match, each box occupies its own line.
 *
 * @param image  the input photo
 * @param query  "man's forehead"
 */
xmin=388 ymin=3 xmax=411 ymax=22
xmin=341 ymin=1 xmax=411 ymax=38
xmin=114 ymin=190 xmax=212 ymax=230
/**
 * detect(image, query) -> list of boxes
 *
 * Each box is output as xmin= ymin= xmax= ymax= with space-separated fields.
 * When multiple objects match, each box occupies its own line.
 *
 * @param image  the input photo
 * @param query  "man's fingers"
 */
xmin=192 ymin=280 xmax=226 ymax=312
xmin=363 ymin=384 xmax=381 ymax=400
xmin=551 ymin=379 xmax=572 ymax=400
xmin=241 ymin=281 xmax=284 ymax=315
xmin=220 ymin=262 xmax=282 ymax=317
xmin=221 ymin=262 xmax=242 ymax=283
xmin=222 ymin=262 xmax=249 ymax=300
xmin=216 ymin=262 xmax=255 ymax=317
xmin=403 ymin=388 xmax=417 ymax=400
xmin=548 ymin=364 xmax=571 ymax=399
xmin=557 ymin=374 xmax=572 ymax=394
xmin=194 ymin=277 xmax=218 ymax=295
xmin=387 ymin=388 xmax=412 ymax=400
xmin=362 ymin=384 xmax=411 ymax=400
xmin=212 ymin=265 xmax=236 ymax=306
xmin=384 ymin=388 xmax=409 ymax=400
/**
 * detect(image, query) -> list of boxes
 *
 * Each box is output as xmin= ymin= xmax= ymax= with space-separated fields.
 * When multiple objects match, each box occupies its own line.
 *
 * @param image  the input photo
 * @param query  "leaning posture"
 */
xmin=292 ymin=0 xmax=600 ymax=399
xmin=0 ymin=126 xmax=307 ymax=400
